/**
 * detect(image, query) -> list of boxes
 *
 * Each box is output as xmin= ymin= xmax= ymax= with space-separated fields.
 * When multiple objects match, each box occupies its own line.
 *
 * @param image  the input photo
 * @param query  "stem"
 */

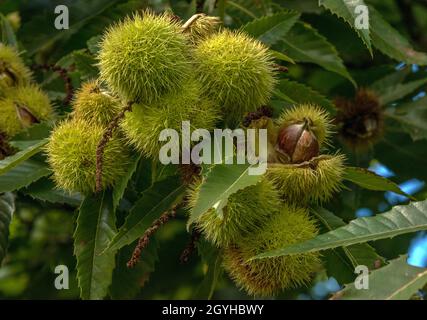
xmin=179 ymin=229 xmax=201 ymax=264
xmin=182 ymin=13 xmax=206 ymax=32
xmin=127 ymin=204 xmax=179 ymax=268
xmin=274 ymin=64 xmax=288 ymax=73
xmin=32 ymin=64 xmax=74 ymax=105
xmin=0 ymin=132 xmax=16 ymax=160
xmin=95 ymin=101 xmax=133 ymax=193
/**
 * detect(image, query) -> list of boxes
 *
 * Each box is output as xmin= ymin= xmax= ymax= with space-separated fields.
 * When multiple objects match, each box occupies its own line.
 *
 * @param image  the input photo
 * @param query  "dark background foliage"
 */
xmin=0 ymin=0 xmax=427 ymax=300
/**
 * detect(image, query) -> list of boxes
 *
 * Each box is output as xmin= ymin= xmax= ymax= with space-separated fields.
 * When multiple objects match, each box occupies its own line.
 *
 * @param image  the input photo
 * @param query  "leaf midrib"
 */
xmin=194 ymin=166 xmax=254 ymax=218
xmin=88 ymin=191 xmax=105 ymax=299
xmin=273 ymin=222 xmax=427 ymax=256
xmin=109 ymin=185 xmax=184 ymax=251
xmin=386 ymin=269 xmax=427 ymax=300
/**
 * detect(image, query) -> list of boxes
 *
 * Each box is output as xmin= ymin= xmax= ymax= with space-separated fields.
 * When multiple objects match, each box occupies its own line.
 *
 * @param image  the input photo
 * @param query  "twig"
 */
xmin=127 ymin=205 xmax=179 ymax=268
xmin=32 ymin=63 xmax=74 ymax=105
xmin=95 ymin=101 xmax=133 ymax=192
xmin=178 ymin=163 xmax=202 ymax=185
xmin=182 ymin=13 xmax=206 ymax=31
xmin=0 ymin=132 xmax=16 ymax=160
xmin=179 ymin=229 xmax=201 ymax=264
xmin=243 ymin=105 xmax=273 ymax=127
xmin=274 ymin=64 xmax=288 ymax=73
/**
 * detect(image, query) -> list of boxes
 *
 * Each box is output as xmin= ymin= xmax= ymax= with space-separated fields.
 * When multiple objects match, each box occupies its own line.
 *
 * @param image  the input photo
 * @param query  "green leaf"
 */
xmin=72 ymin=50 xmax=99 ymax=80
xmin=0 ymin=160 xmax=51 ymax=193
xmin=24 ymin=177 xmax=83 ymax=207
xmin=312 ymin=207 xmax=385 ymax=270
xmin=344 ymin=167 xmax=412 ymax=199
xmin=0 ymin=193 xmax=14 ymax=265
xmin=11 ymin=122 xmax=53 ymax=141
xmin=254 ymin=200 xmax=427 ymax=259
xmin=74 ymin=190 xmax=117 ymax=300
xmin=188 ymin=164 xmax=262 ymax=227
xmin=112 ymin=154 xmax=141 ymax=209
xmin=273 ymin=78 xmax=336 ymax=114
xmin=269 ymin=49 xmax=295 ymax=64
xmin=0 ymin=140 xmax=48 ymax=175
xmin=87 ymin=35 xmax=102 ymax=55
xmin=193 ymin=240 xmax=222 ymax=299
xmin=322 ymin=249 xmax=356 ymax=285
xmin=226 ymin=0 xmax=256 ymax=19
xmin=385 ymin=98 xmax=427 ymax=141
xmin=280 ymin=22 xmax=355 ymax=85
xmin=319 ymin=0 xmax=372 ymax=55
xmin=19 ymin=0 xmax=123 ymax=56
xmin=0 ymin=13 xmax=17 ymax=47
xmin=110 ymin=239 xmax=159 ymax=299
xmin=194 ymin=254 xmax=222 ymax=300
xmin=369 ymin=7 xmax=427 ymax=65
xmin=375 ymin=78 xmax=427 ymax=105
xmin=242 ymin=11 xmax=300 ymax=46
xmin=334 ymin=255 xmax=427 ymax=300
xmin=370 ymin=68 xmax=410 ymax=93
xmin=107 ymin=176 xmax=185 ymax=252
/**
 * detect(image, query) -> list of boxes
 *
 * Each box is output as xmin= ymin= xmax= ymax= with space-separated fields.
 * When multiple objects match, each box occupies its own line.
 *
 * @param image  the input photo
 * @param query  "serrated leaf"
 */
xmin=110 ymin=238 xmax=158 ymax=299
xmin=87 ymin=35 xmax=102 ymax=55
xmin=112 ymin=154 xmax=141 ymax=209
xmin=280 ymin=21 xmax=355 ymax=85
xmin=389 ymin=115 xmax=427 ymax=142
xmin=254 ymin=200 xmax=427 ymax=259
xmin=24 ymin=177 xmax=83 ymax=207
xmin=273 ymin=78 xmax=336 ymax=114
xmin=312 ymin=207 xmax=385 ymax=270
xmin=370 ymin=68 xmax=410 ymax=93
xmin=269 ymin=49 xmax=295 ymax=64
xmin=0 ymin=140 xmax=48 ymax=174
xmin=188 ymin=164 xmax=262 ymax=227
xmin=74 ymin=190 xmax=117 ymax=300
xmin=11 ymin=122 xmax=53 ymax=141
xmin=333 ymin=255 xmax=427 ymax=300
xmin=0 ymin=13 xmax=17 ymax=47
xmin=107 ymin=176 xmax=185 ymax=252
xmin=375 ymin=78 xmax=427 ymax=105
xmin=322 ymin=249 xmax=355 ymax=285
xmin=369 ymin=7 xmax=427 ymax=65
xmin=344 ymin=167 xmax=412 ymax=198
xmin=319 ymin=0 xmax=372 ymax=54
xmin=0 ymin=160 xmax=51 ymax=193
xmin=72 ymin=50 xmax=99 ymax=80
xmin=194 ymin=254 xmax=222 ymax=300
xmin=242 ymin=11 xmax=300 ymax=46
xmin=385 ymin=97 xmax=427 ymax=141
xmin=0 ymin=193 xmax=14 ymax=265
xmin=19 ymin=0 xmax=123 ymax=56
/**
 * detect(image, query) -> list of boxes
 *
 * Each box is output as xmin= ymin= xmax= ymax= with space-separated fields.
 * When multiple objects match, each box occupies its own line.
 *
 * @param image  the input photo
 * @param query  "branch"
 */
xmin=127 ymin=204 xmax=179 ymax=268
xmin=32 ymin=64 xmax=74 ymax=105
xmin=273 ymin=64 xmax=288 ymax=73
xmin=179 ymin=229 xmax=201 ymax=264
xmin=95 ymin=101 xmax=133 ymax=192
xmin=0 ymin=132 xmax=16 ymax=160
